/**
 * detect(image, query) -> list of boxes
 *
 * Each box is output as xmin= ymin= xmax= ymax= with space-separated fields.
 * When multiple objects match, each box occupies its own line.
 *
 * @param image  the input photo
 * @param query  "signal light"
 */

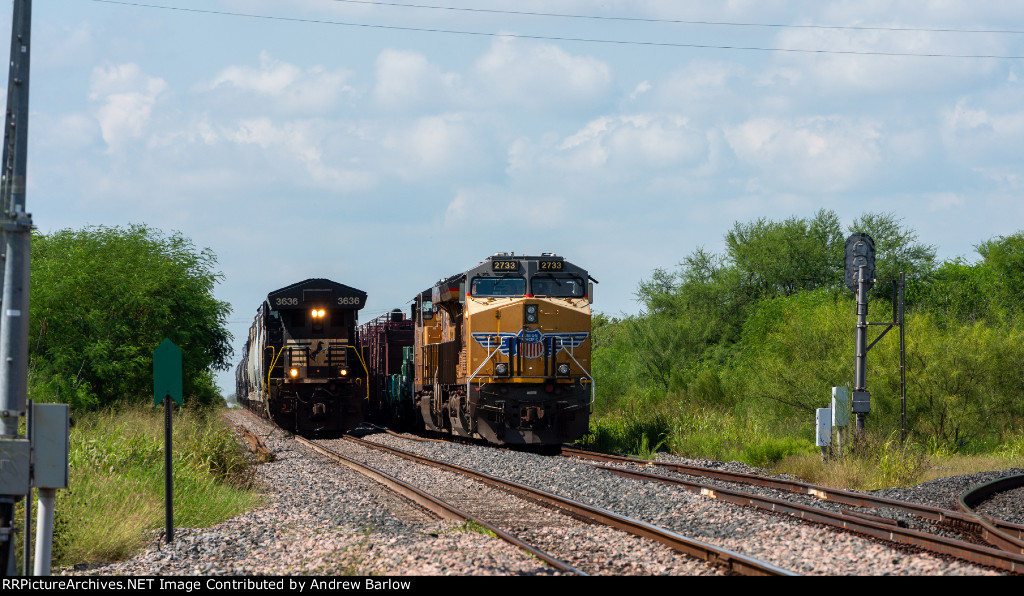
xmin=524 ymin=304 xmax=538 ymax=324
xmin=845 ymin=233 xmax=876 ymax=293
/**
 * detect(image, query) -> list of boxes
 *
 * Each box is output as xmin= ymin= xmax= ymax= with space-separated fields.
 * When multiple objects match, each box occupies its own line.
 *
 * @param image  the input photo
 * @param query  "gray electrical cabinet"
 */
xmin=0 ymin=438 xmax=30 ymax=494
xmin=31 ymin=403 xmax=69 ymax=489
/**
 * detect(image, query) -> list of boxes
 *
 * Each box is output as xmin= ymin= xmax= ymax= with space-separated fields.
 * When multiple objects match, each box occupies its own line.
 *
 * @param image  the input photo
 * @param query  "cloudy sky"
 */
xmin=11 ymin=0 xmax=1024 ymax=393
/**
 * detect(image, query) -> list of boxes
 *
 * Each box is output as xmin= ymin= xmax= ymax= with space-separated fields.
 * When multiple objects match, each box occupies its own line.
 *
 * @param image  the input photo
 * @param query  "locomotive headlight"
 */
xmin=494 ymin=362 xmax=509 ymax=376
xmin=290 ymin=368 xmax=299 ymax=378
xmin=318 ymin=309 xmax=325 ymax=317
xmin=556 ymin=363 xmax=571 ymax=376
xmin=525 ymin=304 xmax=538 ymax=324
xmin=340 ymin=369 xmax=348 ymax=376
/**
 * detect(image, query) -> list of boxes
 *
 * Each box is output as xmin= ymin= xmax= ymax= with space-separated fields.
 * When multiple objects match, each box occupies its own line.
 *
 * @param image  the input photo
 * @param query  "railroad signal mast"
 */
xmin=844 ymin=233 xmax=906 ymax=438
xmin=845 ymin=234 xmax=875 ymax=434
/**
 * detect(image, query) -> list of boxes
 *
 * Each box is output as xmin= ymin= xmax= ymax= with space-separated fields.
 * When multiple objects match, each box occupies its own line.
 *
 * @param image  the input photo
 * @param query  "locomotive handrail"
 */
xmin=465 ymin=334 xmax=502 ymax=398
xmin=552 ymin=336 xmax=596 ymax=408
xmin=263 ymin=345 xmax=286 ymax=418
xmin=346 ymin=344 xmax=370 ymax=400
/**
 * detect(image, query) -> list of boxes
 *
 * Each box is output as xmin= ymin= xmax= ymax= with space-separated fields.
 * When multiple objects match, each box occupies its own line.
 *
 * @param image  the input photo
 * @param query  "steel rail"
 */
xmin=563 ymin=447 xmax=1024 ymax=549
xmin=294 ymin=435 xmax=585 ymax=575
xmin=344 ymin=436 xmax=797 ymax=576
xmin=959 ymin=474 xmax=1024 ymax=555
xmin=581 ymin=461 xmax=1024 ymax=574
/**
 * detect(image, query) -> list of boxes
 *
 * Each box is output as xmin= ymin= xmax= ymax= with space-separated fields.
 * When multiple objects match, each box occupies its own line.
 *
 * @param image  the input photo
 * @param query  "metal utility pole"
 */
xmin=853 ymin=265 xmax=869 ymax=433
xmin=0 ymin=0 xmax=33 ymax=576
xmin=898 ymin=272 xmax=906 ymax=441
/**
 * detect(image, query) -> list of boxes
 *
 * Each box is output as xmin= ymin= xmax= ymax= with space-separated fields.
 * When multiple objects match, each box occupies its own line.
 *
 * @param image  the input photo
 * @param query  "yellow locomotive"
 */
xmin=409 ymin=253 xmax=594 ymax=445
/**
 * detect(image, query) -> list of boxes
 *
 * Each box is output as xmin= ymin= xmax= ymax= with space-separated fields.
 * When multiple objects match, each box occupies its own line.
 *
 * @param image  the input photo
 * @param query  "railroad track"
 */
xmin=561 ymin=447 xmax=1024 ymax=574
xmin=296 ymin=434 xmax=796 ymax=576
xmin=959 ymin=474 xmax=1024 ymax=555
xmin=294 ymin=435 xmax=585 ymax=575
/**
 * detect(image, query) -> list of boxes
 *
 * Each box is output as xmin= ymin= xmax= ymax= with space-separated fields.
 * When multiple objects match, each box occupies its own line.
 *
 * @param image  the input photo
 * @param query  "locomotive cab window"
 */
xmin=531 ymin=275 xmax=585 ymax=298
xmin=471 ymin=276 xmax=526 ymax=297
xmin=330 ymin=309 xmax=349 ymax=329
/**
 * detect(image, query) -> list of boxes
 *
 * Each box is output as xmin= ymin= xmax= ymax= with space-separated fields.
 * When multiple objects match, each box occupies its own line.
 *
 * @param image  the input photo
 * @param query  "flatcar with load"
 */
xmin=235 ymin=278 xmax=368 ymax=435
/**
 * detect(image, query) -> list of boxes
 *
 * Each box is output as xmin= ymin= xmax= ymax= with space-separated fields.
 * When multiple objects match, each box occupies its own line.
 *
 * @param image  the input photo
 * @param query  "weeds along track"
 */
xmin=560 ymin=447 xmax=1024 ymax=574
xmin=304 ymin=434 xmax=790 ymax=576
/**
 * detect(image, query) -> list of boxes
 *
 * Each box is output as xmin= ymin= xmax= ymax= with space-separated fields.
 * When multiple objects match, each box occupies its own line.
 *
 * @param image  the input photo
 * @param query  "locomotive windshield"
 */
xmin=531 ymin=275 xmax=586 ymax=298
xmin=471 ymin=276 xmax=526 ymax=297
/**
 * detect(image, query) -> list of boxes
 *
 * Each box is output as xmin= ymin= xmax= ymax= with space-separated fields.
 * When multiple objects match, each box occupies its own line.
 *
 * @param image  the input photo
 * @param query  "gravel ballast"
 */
xmin=59 ymin=410 xmax=1019 ymax=576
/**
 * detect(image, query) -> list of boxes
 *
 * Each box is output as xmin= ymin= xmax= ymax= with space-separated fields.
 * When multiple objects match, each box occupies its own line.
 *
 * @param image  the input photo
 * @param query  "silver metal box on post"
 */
xmin=31 ymin=404 xmax=68 ymax=490
xmin=0 ymin=438 xmax=29 ymax=494
xmin=815 ymin=408 xmax=832 ymax=447
xmin=831 ymin=387 xmax=850 ymax=427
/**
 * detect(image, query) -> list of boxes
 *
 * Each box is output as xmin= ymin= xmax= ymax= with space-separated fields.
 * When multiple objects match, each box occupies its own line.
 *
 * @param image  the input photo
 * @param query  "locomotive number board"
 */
xmin=538 ymin=260 xmax=563 ymax=271
xmin=491 ymin=259 xmax=520 ymax=271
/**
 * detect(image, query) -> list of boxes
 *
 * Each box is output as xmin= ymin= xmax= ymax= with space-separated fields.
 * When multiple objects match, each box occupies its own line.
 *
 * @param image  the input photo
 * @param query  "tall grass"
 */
xmin=578 ymin=398 xmax=1024 ymax=490
xmin=17 ymin=404 xmax=262 ymax=569
xmin=578 ymin=399 xmax=817 ymax=467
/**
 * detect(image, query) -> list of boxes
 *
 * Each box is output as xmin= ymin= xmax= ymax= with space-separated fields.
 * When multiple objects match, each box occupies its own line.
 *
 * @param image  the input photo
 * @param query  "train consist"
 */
xmin=235 ymin=279 xmax=368 ymax=434
xmin=359 ymin=253 xmax=595 ymax=446
xmin=236 ymin=254 xmax=595 ymax=445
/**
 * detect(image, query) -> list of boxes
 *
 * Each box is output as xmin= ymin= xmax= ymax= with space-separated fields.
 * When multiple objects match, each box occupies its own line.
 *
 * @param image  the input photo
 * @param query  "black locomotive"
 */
xmin=235 ymin=279 xmax=368 ymax=434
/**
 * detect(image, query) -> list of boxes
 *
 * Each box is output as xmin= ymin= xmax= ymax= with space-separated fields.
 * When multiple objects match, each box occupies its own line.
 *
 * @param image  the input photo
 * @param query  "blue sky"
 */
xmin=10 ymin=1 xmax=1024 ymax=394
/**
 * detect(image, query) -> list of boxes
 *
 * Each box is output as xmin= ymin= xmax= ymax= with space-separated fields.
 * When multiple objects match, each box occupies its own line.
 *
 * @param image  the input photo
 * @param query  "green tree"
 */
xmin=29 ymin=224 xmax=232 ymax=410
xmin=975 ymin=232 xmax=1024 ymax=319
xmin=724 ymin=209 xmax=845 ymax=298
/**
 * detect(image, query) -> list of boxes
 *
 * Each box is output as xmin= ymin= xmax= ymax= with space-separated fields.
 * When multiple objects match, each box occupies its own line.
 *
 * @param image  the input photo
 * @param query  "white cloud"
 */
xmin=473 ymin=37 xmax=612 ymax=109
xmin=88 ymin=63 xmax=167 ymax=151
xmin=444 ymin=186 xmax=568 ymax=228
xmin=204 ymin=52 xmax=356 ymax=113
xmin=380 ymin=114 xmax=487 ymax=180
xmin=941 ymin=99 xmax=1024 ymax=172
xmin=772 ymin=20 xmax=1001 ymax=94
xmin=509 ymin=114 xmax=708 ymax=183
xmin=181 ymin=117 xmax=376 ymax=192
xmin=629 ymin=81 xmax=652 ymax=100
xmin=724 ymin=116 xmax=883 ymax=192
xmin=372 ymin=49 xmax=464 ymax=111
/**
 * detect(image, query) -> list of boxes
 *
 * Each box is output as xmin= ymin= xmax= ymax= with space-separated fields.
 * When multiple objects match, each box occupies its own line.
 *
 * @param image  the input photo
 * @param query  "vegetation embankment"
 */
xmin=19 ymin=224 xmax=258 ymax=569
xmin=583 ymin=210 xmax=1024 ymax=489
xmin=17 ymin=405 xmax=261 ymax=569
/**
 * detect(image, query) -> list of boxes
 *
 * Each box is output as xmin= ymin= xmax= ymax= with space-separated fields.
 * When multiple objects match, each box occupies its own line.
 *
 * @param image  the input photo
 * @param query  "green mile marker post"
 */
xmin=153 ymin=338 xmax=183 ymax=543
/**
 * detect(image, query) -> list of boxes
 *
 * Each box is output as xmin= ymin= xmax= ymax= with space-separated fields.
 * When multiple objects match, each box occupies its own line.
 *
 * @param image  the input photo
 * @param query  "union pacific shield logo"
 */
xmin=471 ymin=330 xmax=589 ymax=359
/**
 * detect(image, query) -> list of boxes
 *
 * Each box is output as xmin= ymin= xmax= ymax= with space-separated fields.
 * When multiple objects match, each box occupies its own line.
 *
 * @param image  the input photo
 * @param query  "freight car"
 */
xmin=235 ymin=279 xmax=368 ymax=435
xmin=359 ymin=308 xmax=416 ymax=431
xmin=361 ymin=253 xmax=594 ymax=446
